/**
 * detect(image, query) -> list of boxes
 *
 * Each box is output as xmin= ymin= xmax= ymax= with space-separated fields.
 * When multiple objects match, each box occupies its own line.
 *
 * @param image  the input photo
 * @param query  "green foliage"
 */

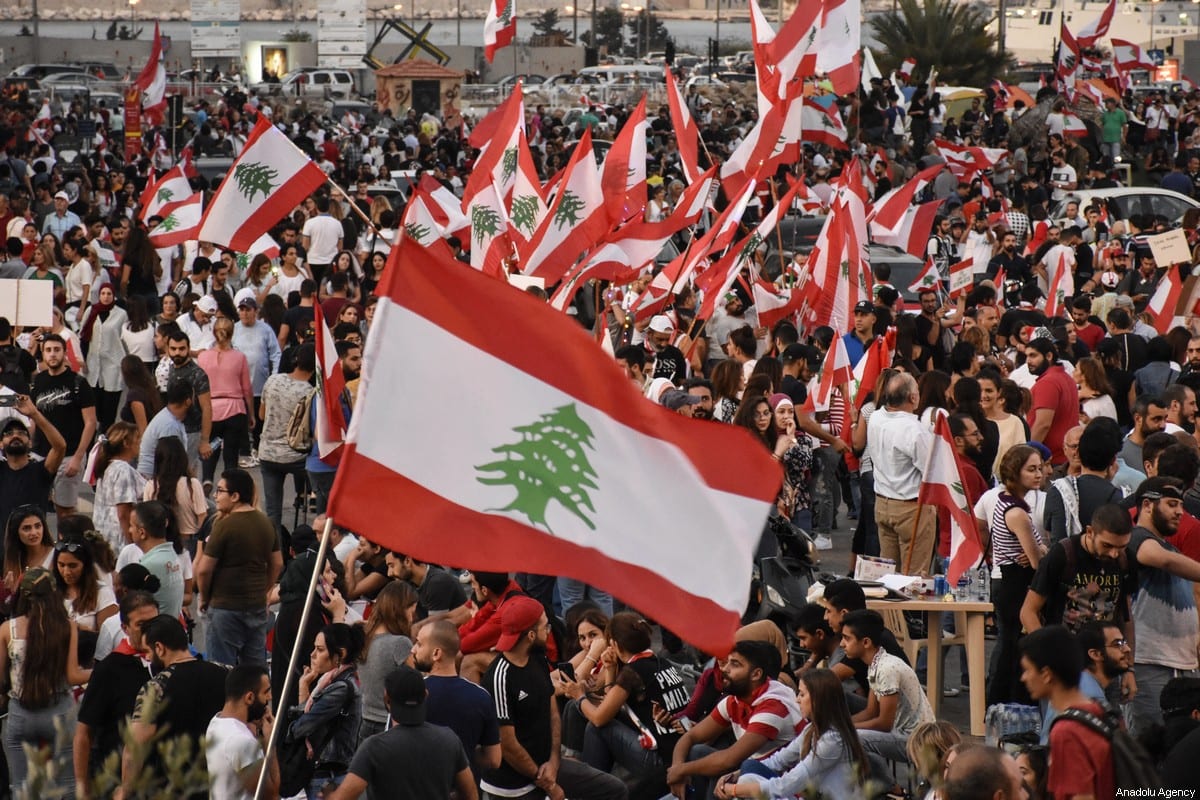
xmin=624 ymin=9 xmax=673 ymax=58
xmin=476 ymin=404 xmax=599 ymax=531
xmin=868 ymin=0 xmax=1012 ymax=86
xmin=581 ymin=7 xmax=626 ymax=55
xmin=532 ymin=9 xmax=568 ymax=38
xmin=282 ymin=29 xmax=312 ymax=42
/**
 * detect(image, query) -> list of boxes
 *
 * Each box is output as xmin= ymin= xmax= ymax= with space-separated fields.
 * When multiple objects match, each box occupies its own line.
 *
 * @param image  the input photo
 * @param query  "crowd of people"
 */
xmin=0 ymin=46 xmax=1199 ymax=800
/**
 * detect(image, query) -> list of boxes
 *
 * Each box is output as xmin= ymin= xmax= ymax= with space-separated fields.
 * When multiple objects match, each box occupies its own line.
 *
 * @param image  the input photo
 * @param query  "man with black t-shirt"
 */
xmin=1044 ymin=418 xmax=1124 ymax=543
xmin=120 ymin=615 xmax=228 ymax=800
xmin=480 ymin=596 xmax=626 ymax=800
xmin=278 ymin=279 xmax=318 ymax=350
xmin=31 ymin=333 xmax=96 ymax=517
xmin=1021 ymin=504 xmax=1136 ymax=638
xmin=0 ymin=396 xmax=66 ymax=525
xmin=995 ymin=284 xmax=1047 ymax=349
xmin=73 ymin=591 xmax=158 ymax=793
xmin=387 ymin=552 xmax=471 ymax=625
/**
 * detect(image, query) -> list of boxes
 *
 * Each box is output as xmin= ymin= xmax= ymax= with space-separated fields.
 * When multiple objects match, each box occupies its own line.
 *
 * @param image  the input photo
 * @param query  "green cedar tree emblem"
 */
xmin=156 ymin=187 xmax=174 ymax=204
xmin=510 ymin=194 xmax=540 ymax=235
xmin=500 ymin=0 xmax=514 ymax=25
xmin=840 ymin=259 xmax=850 ymax=279
xmin=554 ymin=190 xmax=587 ymax=229
xmin=233 ymin=162 xmax=279 ymax=203
xmin=476 ymin=404 xmax=599 ymax=531
xmin=405 ymin=222 xmax=432 ymax=242
xmin=237 ymin=253 xmax=250 ymax=269
xmin=158 ymin=214 xmax=179 ymax=232
xmin=472 ymin=204 xmax=503 ymax=245
xmin=739 ymin=231 xmax=764 ymax=263
xmin=501 ymin=147 xmax=519 ymax=183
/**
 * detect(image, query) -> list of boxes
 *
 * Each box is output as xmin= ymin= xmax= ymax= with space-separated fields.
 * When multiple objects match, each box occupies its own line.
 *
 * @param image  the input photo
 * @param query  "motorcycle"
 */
xmin=744 ymin=513 xmax=820 ymax=671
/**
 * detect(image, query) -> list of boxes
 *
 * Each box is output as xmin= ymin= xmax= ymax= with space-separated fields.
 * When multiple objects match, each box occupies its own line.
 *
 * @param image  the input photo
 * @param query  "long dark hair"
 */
xmin=4 ymin=506 xmax=53 ymax=586
xmin=53 ymin=534 xmax=103 ymax=618
xmin=134 ymin=500 xmax=183 ymax=555
xmin=123 ymin=225 xmax=160 ymax=283
xmin=125 ymin=294 xmax=151 ymax=333
xmin=120 ymin=356 xmax=162 ymax=417
xmin=152 ymin=436 xmax=196 ymax=516
xmin=320 ymin=622 xmax=366 ymax=669
xmin=732 ymin=394 xmax=777 ymax=449
xmin=13 ymin=569 xmax=72 ymax=709
xmin=800 ymin=668 xmax=869 ymax=783
xmin=361 ymin=580 xmax=417 ymax=659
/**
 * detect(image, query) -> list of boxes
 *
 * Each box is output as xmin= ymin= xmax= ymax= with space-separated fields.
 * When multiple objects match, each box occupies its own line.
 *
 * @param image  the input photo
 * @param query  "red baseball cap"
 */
xmin=494 ymin=596 xmax=546 ymax=652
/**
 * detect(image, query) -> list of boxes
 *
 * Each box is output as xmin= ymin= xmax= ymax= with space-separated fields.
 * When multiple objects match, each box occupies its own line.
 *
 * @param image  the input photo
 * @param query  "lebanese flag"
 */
xmin=1112 ymin=38 xmax=1156 ymax=71
xmin=866 ymin=163 xmax=943 ymax=233
xmin=147 ymin=191 xmax=202 ymax=247
xmin=1045 ymin=251 xmax=1071 ymax=319
xmin=752 ymin=278 xmax=804 ymax=330
xmin=1074 ymin=0 xmax=1115 ymax=46
xmin=814 ymin=0 xmax=862 ymax=96
xmin=140 ymin=164 xmax=192 ymax=222
xmin=468 ymin=180 xmax=515 ymax=279
xmin=196 ymin=116 xmax=327 ymax=252
xmin=749 ymin=0 xmax=779 ymax=117
xmin=948 ymin=258 xmax=974 ymax=300
xmin=1148 ymin=266 xmax=1186 ymax=334
xmin=328 ymin=241 xmax=781 ymax=655
xmin=314 ymin=305 xmax=347 ymax=463
xmin=601 ymin=96 xmax=648 ymax=225
xmin=853 ymin=329 xmax=895 ymax=408
xmin=720 ymin=87 xmax=798 ymax=197
xmin=509 ymin=128 xmax=548 ymax=245
xmin=522 ymin=127 xmax=607 ymax=284
xmin=134 ymin=22 xmax=167 ymax=125
xmin=766 ymin=0 xmax=824 ymax=96
xmin=804 ymin=161 xmax=870 ymax=333
xmin=463 ymin=83 xmax=524 ymax=209
xmin=917 ymin=414 xmax=982 ymax=581
xmin=811 ymin=335 xmax=853 ymax=412
xmin=402 ymin=191 xmax=453 ymax=247
xmin=871 ymin=199 xmax=941 ymax=258
xmin=484 ymin=0 xmax=517 ymax=62
xmin=908 ymin=258 xmax=941 ymax=294
xmin=801 ymin=99 xmax=849 ymax=149
xmin=1056 ymin=21 xmax=1081 ymax=91
xmin=1063 ymin=112 xmax=1089 ymax=138
xmin=664 ymin=67 xmax=701 ymax=183
xmin=898 ymin=57 xmax=917 ymax=81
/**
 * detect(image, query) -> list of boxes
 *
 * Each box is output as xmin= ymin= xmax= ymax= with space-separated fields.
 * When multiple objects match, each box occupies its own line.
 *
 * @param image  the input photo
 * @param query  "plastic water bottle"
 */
xmin=976 ymin=564 xmax=991 ymax=602
xmin=955 ymin=571 xmax=971 ymax=601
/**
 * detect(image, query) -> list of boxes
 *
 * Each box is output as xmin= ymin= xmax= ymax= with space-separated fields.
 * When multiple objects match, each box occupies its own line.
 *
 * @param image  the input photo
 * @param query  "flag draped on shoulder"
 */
xmin=484 ymin=0 xmax=517 ymax=62
xmin=197 ymin=116 xmax=327 ymax=252
xmin=918 ymin=414 xmax=982 ymax=583
xmin=328 ymin=240 xmax=781 ymax=655
xmin=134 ymin=22 xmax=168 ymax=125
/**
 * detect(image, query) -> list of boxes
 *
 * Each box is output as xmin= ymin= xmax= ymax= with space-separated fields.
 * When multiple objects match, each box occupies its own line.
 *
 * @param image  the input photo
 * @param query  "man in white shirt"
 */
xmin=865 ymin=372 xmax=936 ymax=574
xmin=966 ymin=212 xmax=996 ymax=277
xmin=300 ymin=194 xmax=343 ymax=282
xmin=178 ymin=295 xmax=218 ymax=353
xmin=1048 ymin=150 xmax=1078 ymax=203
xmin=205 ymin=664 xmax=278 ymax=800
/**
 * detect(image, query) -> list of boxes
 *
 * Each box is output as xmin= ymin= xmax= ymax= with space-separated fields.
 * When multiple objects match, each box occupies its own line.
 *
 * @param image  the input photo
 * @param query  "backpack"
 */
xmin=1049 ymin=706 xmax=1161 ymax=791
xmin=285 ymin=389 xmax=318 ymax=453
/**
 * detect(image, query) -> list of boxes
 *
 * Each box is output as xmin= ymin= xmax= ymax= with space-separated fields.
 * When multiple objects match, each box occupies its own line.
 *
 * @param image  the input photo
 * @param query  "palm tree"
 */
xmin=869 ymin=0 xmax=1012 ymax=87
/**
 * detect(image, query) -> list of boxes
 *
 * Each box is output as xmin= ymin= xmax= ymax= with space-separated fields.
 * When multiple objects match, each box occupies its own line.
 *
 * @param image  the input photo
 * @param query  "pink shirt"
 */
xmin=197 ymin=347 xmax=252 ymax=422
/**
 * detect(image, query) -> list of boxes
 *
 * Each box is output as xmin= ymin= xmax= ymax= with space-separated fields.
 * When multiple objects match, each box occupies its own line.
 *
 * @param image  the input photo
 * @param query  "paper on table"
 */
xmin=879 ymin=574 xmax=924 ymax=593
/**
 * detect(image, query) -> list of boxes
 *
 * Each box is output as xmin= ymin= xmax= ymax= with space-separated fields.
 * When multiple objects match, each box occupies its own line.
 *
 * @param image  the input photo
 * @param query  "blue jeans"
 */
xmin=583 ymin=718 xmax=663 ymax=778
xmin=558 ymin=578 xmax=614 ymax=616
xmin=206 ymin=606 xmax=270 ymax=666
xmin=307 ymin=770 xmax=345 ymax=800
xmin=3 ymin=695 xmax=76 ymax=797
xmin=308 ymin=469 xmax=336 ymax=516
xmin=261 ymin=458 xmax=307 ymax=533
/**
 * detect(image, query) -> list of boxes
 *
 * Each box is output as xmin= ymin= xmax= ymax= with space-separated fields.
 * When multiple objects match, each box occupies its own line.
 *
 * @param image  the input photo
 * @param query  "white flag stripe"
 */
xmin=352 ymin=298 xmax=765 ymax=614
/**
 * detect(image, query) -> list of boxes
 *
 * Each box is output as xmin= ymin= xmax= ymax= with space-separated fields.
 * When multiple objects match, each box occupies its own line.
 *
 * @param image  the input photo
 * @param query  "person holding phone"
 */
xmin=0 ymin=394 xmax=67 ymax=527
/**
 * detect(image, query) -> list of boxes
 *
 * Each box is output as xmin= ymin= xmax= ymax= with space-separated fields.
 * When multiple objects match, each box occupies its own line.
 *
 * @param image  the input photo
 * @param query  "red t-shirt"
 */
xmin=1075 ymin=322 xmax=1105 ymax=351
xmin=1046 ymin=701 xmax=1116 ymax=800
xmin=1027 ymin=365 xmax=1080 ymax=464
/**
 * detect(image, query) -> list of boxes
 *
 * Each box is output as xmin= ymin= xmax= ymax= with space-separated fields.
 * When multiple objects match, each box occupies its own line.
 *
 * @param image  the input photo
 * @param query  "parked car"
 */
xmin=251 ymin=68 xmax=355 ymax=99
xmin=7 ymin=63 xmax=79 ymax=80
xmin=1049 ymin=187 xmax=1200 ymax=226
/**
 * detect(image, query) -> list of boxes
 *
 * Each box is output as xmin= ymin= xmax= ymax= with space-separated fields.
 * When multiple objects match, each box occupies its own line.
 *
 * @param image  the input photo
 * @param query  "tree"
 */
xmin=580 ymin=7 xmax=626 ymax=56
xmin=868 ymin=0 xmax=1011 ymax=87
xmin=624 ymin=9 xmax=672 ymax=58
xmin=532 ymin=9 xmax=568 ymax=39
xmin=475 ymin=404 xmax=599 ymax=532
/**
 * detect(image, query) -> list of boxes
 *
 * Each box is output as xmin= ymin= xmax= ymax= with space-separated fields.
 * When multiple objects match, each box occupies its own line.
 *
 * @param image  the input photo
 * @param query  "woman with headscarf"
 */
xmin=81 ymin=284 xmax=128 ymax=431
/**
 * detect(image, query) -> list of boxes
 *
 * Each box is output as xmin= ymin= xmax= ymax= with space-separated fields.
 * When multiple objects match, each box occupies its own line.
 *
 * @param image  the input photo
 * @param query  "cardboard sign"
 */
xmin=0 ymin=279 xmax=54 ymax=327
xmin=1148 ymin=228 xmax=1192 ymax=266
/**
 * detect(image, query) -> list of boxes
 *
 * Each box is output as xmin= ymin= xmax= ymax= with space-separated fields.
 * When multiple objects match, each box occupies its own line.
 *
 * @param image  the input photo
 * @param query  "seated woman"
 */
xmin=715 ymin=669 xmax=867 ymax=800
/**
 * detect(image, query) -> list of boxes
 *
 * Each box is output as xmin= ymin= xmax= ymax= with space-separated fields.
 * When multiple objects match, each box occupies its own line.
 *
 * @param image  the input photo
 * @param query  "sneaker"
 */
xmin=943 ymin=687 xmax=962 ymax=698
xmin=814 ymin=534 xmax=834 ymax=551
xmin=238 ymin=454 xmax=255 ymax=468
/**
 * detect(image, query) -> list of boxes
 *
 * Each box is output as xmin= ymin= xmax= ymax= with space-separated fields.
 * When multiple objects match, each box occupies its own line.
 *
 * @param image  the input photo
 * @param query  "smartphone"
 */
xmin=557 ymin=661 xmax=577 ymax=681
xmin=0 ymin=395 xmax=17 ymax=407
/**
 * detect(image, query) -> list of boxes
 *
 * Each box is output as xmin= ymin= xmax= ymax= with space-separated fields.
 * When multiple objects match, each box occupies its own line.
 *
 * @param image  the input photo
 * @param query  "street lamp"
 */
xmin=620 ymin=3 xmax=644 ymax=56
xmin=565 ymin=4 xmax=577 ymax=42
xmin=129 ymin=0 xmax=138 ymax=30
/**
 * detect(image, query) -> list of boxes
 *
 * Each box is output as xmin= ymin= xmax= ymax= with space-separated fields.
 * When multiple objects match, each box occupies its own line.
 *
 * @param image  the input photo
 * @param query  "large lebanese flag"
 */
xmin=197 ymin=116 xmax=326 ymax=252
xmin=918 ymin=414 xmax=982 ymax=582
xmin=328 ymin=243 xmax=780 ymax=654
xmin=600 ymin=96 xmax=648 ymax=226
xmin=1148 ymin=266 xmax=1186 ymax=335
xmin=484 ymin=0 xmax=517 ymax=62
xmin=134 ymin=22 xmax=167 ymax=125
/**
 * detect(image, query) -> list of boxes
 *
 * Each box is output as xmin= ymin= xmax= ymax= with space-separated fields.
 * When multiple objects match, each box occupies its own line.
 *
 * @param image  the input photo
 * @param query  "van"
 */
xmin=578 ymin=64 xmax=665 ymax=85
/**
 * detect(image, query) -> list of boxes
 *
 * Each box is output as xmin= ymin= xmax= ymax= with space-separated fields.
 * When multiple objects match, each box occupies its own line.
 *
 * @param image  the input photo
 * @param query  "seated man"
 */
xmin=821 ymin=579 xmax=910 ymax=707
xmin=458 ymin=571 xmax=557 ymax=683
xmin=666 ymin=641 xmax=803 ymax=800
xmin=842 ymin=610 xmax=935 ymax=781
xmin=794 ymin=604 xmax=866 ymax=713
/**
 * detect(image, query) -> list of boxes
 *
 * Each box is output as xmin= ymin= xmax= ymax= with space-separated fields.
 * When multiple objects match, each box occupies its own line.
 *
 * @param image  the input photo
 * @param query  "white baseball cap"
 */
xmin=648 ymin=315 xmax=675 ymax=334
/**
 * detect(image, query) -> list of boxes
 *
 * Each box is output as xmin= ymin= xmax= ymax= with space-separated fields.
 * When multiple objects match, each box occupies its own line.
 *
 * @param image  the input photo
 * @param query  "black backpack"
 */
xmin=1049 ymin=706 xmax=1161 ymax=791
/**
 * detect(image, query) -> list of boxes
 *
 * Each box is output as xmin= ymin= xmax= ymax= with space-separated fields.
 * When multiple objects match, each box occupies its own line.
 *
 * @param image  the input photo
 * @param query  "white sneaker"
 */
xmin=943 ymin=687 xmax=962 ymax=697
xmin=814 ymin=534 xmax=833 ymax=551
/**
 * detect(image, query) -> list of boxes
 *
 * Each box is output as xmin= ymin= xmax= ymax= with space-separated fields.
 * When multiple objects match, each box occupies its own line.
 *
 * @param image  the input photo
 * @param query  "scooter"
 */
xmin=744 ymin=514 xmax=820 ymax=671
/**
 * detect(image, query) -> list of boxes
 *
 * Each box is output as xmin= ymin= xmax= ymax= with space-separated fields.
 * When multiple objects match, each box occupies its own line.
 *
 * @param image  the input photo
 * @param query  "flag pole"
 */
xmin=325 ymin=175 xmax=386 ymax=241
xmin=767 ymin=177 xmax=790 ymax=285
xmin=253 ymin=515 xmax=335 ymax=800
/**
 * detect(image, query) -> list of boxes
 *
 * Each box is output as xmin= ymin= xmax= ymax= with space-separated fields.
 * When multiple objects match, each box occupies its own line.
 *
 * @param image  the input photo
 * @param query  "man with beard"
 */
xmin=1126 ymin=478 xmax=1200 ymax=737
xmin=1078 ymin=620 xmax=1134 ymax=711
xmin=1184 ymin=335 xmax=1200 ymax=376
xmin=943 ymin=415 xmax=989 ymax=563
xmin=704 ymin=292 xmax=755 ymax=373
xmin=0 ymin=395 xmax=66 ymax=525
xmin=204 ymin=664 xmax=279 ymax=800
xmin=1120 ymin=395 xmax=1167 ymax=473
xmin=666 ymin=640 xmax=802 ymax=800
xmin=412 ymin=620 xmax=501 ymax=780
xmin=178 ymin=294 xmax=217 ymax=353
xmin=683 ymin=378 xmax=715 ymax=420
xmin=646 ymin=315 xmax=687 ymax=385
xmin=73 ymin=591 xmax=158 ymax=793
xmin=1025 ymin=338 xmax=1079 ymax=467
xmin=31 ymin=333 xmax=96 ymax=517
xmin=1163 ymin=384 xmax=1197 ymax=435
xmin=481 ymin=596 xmax=626 ymax=800
xmin=165 ymin=330 xmax=214 ymax=475
xmin=986 ymin=231 xmax=1031 ymax=287
xmin=120 ymin=615 xmax=228 ymax=799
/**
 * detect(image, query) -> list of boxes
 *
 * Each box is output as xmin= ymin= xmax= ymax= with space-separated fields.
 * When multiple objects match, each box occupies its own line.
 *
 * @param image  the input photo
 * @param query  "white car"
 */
xmin=1050 ymin=187 xmax=1200 ymax=226
xmin=252 ymin=68 xmax=356 ymax=99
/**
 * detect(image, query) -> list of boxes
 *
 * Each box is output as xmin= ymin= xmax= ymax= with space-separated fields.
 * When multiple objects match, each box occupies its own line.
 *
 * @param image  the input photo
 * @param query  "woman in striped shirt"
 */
xmin=987 ymin=444 xmax=1048 ymax=706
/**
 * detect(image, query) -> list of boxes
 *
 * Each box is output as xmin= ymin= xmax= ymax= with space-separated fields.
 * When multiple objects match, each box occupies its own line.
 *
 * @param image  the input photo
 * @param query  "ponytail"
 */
xmin=94 ymin=421 xmax=138 ymax=480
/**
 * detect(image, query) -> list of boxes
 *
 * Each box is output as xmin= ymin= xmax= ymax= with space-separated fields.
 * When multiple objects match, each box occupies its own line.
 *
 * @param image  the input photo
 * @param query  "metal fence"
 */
xmin=460 ymin=81 xmax=670 ymax=115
